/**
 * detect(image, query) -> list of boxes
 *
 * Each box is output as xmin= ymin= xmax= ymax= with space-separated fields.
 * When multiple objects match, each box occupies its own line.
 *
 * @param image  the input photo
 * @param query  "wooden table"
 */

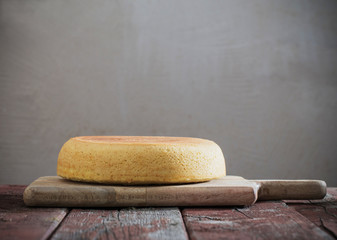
xmin=1 ymin=185 xmax=336 ymax=240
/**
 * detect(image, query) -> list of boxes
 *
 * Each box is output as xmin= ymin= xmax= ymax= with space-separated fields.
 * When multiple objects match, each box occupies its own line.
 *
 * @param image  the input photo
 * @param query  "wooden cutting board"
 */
xmin=23 ymin=176 xmax=326 ymax=207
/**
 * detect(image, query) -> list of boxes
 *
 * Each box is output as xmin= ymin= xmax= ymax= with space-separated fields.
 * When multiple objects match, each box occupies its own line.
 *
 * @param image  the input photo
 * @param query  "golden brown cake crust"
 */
xmin=57 ymin=136 xmax=226 ymax=185
xmin=75 ymin=136 xmax=215 ymax=144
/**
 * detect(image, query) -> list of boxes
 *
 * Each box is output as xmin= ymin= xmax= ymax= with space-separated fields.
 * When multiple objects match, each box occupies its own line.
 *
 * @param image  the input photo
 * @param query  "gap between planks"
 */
xmin=0 ymin=185 xmax=69 ymax=240
xmin=182 ymin=201 xmax=335 ymax=240
xmin=283 ymin=189 xmax=337 ymax=238
xmin=50 ymin=207 xmax=189 ymax=240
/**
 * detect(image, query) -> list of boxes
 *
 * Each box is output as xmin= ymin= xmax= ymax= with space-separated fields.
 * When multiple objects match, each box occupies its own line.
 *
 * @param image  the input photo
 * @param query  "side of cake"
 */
xmin=57 ymin=136 xmax=226 ymax=184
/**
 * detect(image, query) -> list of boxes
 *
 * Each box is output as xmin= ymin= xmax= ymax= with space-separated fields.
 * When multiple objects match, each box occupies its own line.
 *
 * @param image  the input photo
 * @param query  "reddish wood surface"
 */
xmin=284 ymin=189 xmax=337 ymax=238
xmin=327 ymin=188 xmax=337 ymax=198
xmin=0 ymin=185 xmax=68 ymax=240
xmin=182 ymin=201 xmax=334 ymax=240
xmin=0 ymin=185 xmax=336 ymax=240
xmin=51 ymin=208 xmax=188 ymax=240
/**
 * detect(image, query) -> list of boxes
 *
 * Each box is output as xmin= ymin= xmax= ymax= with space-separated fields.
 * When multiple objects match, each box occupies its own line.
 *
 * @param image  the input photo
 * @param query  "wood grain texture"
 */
xmin=182 ymin=201 xmax=334 ymax=240
xmin=23 ymin=176 xmax=326 ymax=208
xmin=23 ymin=176 xmax=258 ymax=207
xmin=256 ymin=179 xmax=327 ymax=200
xmin=1 ymin=184 xmax=336 ymax=239
xmin=0 ymin=185 xmax=68 ymax=240
xmin=284 ymin=189 xmax=337 ymax=238
xmin=51 ymin=208 xmax=188 ymax=240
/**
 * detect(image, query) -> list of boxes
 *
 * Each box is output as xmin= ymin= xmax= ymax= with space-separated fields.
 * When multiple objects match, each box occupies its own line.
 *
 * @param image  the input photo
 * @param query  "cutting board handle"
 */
xmin=253 ymin=180 xmax=327 ymax=200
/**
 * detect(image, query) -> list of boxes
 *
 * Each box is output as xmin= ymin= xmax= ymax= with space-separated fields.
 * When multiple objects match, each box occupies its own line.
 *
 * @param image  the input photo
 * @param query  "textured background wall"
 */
xmin=1 ymin=0 xmax=337 ymax=185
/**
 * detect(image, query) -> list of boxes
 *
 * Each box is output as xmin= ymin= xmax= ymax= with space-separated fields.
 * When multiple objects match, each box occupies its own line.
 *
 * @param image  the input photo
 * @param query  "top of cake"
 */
xmin=75 ymin=136 xmax=216 ymax=145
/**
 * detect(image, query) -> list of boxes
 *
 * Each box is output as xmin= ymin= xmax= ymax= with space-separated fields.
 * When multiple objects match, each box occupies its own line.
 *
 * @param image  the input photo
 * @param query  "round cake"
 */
xmin=57 ymin=136 xmax=226 ymax=184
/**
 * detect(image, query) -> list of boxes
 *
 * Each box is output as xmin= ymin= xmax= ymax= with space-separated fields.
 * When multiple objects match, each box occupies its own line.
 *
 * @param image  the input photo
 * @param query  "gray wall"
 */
xmin=1 ymin=0 xmax=337 ymax=186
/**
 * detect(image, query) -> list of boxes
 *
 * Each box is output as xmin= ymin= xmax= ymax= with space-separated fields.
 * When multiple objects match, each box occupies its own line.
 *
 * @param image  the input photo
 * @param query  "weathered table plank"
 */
xmin=51 ymin=208 xmax=188 ymax=240
xmin=0 ymin=185 xmax=69 ymax=240
xmin=327 ymin=188 xmax=337 ymax=198
xmin=1 ymin=185 xmax=336 ymax=240
xmin=284 ymin=189 xmax=337 ymax=238
xmin=182 ymin=201 xmax=334 ymax=240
